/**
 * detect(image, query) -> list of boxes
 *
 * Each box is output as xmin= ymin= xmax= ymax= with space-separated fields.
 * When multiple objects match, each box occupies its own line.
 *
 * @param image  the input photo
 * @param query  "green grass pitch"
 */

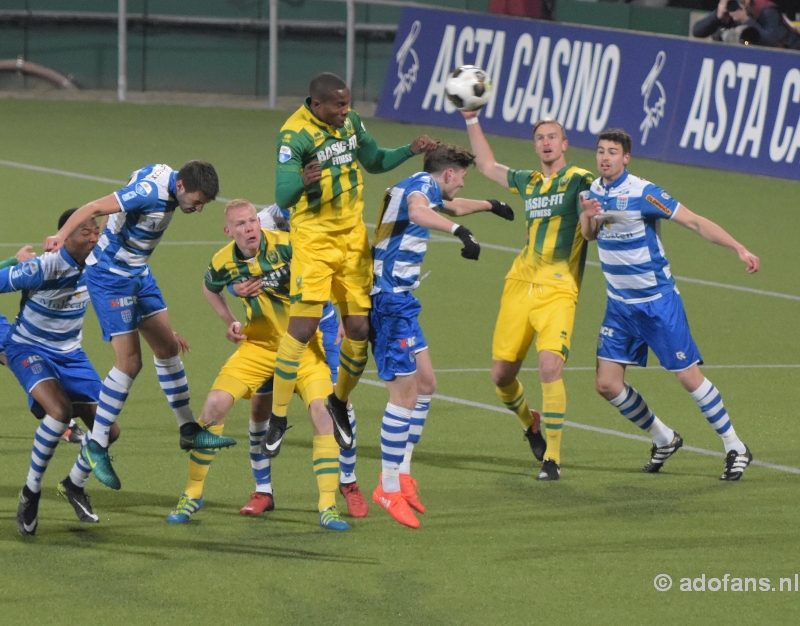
xmin=0 ymin=99 xmax=799 ymax=625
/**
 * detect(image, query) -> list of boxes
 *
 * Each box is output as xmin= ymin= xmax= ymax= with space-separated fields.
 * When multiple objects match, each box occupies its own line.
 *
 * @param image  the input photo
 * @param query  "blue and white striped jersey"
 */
xmin=589 ymin=170 xmax=680 ymax=304
xmin=258 ymin=204 xmax=290 ymax=233
xmin=371 ymin=172 xmax=443 ymax=294
xmin=0 ymin=249 xmax=89 ymax=353
xmin=89 ymin=164 xmax=179 ymax=277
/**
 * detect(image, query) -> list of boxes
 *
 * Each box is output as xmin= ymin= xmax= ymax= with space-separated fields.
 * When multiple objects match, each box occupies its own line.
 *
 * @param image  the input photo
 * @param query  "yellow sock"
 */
xmin=496 ymin=379 xmax=533 ymax=429
xmin=184 ymin=423 xmax=225 ymax=499
xmin=542 ymin=380 xmax=566 ymax=465
xmin=335 ymin=337 xmax=368 ymax=402
xmin=313 ymin=435 xmax=339 ymax=512
xmin=272 ymin=334 xmax=307 ymax=418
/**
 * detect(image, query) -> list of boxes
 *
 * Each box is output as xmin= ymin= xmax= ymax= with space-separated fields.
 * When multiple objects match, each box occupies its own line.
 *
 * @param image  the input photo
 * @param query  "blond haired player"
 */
xmin=269 ymin=72 xmax=436 ymax=455
xmin=462 ymin=111 xmax=593 ymax=481
xmin=166 ymin=200 xmax=349 ymax=531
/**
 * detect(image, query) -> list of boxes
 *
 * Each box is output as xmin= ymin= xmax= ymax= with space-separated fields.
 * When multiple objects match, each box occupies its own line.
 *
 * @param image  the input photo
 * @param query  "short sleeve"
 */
xmin=114 ymin=179 xmax=158 ymax=213
xmin=640 ymin=184 xmax=680 ymax=220
xmin=507 ymin=169 xmax=534 ymax=196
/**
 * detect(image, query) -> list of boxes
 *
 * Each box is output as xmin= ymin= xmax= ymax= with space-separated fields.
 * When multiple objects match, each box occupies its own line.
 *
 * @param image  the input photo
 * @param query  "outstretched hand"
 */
xmin=739 ymin=249 xmax=760 ymax=274
xmin=410 ymin=135 xmax=437 ymax=155
xmin=15 ymin=245 xmax=36 ymax=263
xmin=487 ymin=200 xmax=514 ymax=221
xmin=579 ymin=193 xmax=602 ymax=219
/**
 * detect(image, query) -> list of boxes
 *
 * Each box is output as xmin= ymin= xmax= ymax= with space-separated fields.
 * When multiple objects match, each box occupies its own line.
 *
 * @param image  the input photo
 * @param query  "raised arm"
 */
xmin=671 ymin=204 xmax=759 ymax=273
xmin=44 ymin=195 xmax=120 ymax=252
xmin=461 ymin=111 xmax=510 ymax=188
xmin=441 ymin=198 xmax=513 ymax=220
xmin=407 ymin=192 xmax=480 ymax=260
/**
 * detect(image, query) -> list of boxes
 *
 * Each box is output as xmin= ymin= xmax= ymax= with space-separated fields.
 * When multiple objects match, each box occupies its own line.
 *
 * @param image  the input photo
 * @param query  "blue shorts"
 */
xmin=597 ymin=290 xmax=702 ymax=372
xmin=369 ymin=291 xmax=427 ymax=381
xmin=4 ymin=342 xmax=101 ymax=418
xmin=0 ymin=313 xmax=10 ymax=356
xmin=86 ymin=264 xmax=167 ymax=341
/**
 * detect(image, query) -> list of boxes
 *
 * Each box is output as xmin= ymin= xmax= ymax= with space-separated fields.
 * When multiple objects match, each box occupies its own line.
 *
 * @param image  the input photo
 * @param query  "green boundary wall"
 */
xmin=0 ymin=0 xmax=694 ymax=101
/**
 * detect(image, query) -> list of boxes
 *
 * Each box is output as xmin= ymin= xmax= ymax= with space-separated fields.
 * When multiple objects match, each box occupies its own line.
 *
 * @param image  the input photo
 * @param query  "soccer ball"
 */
xmin=445 ymin=66 xmax=492 ymax=112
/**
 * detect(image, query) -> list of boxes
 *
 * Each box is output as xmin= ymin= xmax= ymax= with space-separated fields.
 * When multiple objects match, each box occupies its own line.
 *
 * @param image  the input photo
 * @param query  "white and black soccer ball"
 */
xmin=445 ymin=66 xmax=492 ymax=112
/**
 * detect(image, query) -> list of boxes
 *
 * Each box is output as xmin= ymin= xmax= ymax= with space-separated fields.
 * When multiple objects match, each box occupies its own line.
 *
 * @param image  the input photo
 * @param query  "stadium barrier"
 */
xmin=377 ymin=6 xmax=800 ymax=181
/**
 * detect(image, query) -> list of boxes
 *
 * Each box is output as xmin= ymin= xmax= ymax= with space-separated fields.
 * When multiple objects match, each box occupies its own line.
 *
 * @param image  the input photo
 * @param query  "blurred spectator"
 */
xmin=692 ymin=0 xmax=800 ymax=48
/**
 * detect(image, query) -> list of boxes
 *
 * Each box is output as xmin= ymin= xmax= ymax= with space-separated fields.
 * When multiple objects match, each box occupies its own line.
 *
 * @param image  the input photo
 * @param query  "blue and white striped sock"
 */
xmin=339 ymin=404 xmax=357 ymax=484
xmin=93 ymin=367 xmax=133 ymax=448
xmin=26 ymin=415 xmax=67 ymax=493
xmin=690 ymin=378 xmax=745 ymax=453
xmin=400 ymin=394 xmax=430 ymax=475
xmin=69 ymin=432 xmax=92 ymax=488
xmin=380 ymin=403 xmax=412 ymax=493
xmin=249 ymin=419 xmax=272 ymax=494
xmin=155 ymin=355 xmax=194 ymax=427
xmin=610 ymin=385 xmax=673 ymax=447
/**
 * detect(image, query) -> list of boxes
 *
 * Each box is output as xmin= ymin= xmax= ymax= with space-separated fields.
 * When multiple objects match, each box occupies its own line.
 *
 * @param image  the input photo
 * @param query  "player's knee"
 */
xmin=595 ymin=377 xmax=618 ymax=400
xmin=343 ymin=316 xmax=369 ymax=341
xmin=491 ymin=365 xmax=515 ymax=388
xmin=49 ymin=401 xmax=74 ymax=424
xmin=418 ymin=376 xmax=436 ymax=396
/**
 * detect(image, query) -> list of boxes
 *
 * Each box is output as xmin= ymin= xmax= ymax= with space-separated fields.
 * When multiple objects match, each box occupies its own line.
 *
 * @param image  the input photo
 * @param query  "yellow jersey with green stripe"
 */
xmin=506 ymin=164 xmax=594 ymax=296
xmin=204 ymin=229 xmax=292 ymax=349
xmin=277 ymin=103 xmax=370 ymax=234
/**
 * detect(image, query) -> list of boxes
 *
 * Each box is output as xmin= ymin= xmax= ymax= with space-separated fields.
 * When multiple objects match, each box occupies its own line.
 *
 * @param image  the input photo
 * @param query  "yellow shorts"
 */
xmin=492 ymin=279 xmax=577 ymax=363
xmin=289 ymin=222 xmax=372 ymax=317
xmin=212 ymin=332 xmax=332 ymax=407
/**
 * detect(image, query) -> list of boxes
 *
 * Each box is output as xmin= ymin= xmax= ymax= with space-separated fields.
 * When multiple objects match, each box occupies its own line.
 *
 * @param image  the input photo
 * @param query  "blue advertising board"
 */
xmin=377 ymin=7 xmax=800 ymax=180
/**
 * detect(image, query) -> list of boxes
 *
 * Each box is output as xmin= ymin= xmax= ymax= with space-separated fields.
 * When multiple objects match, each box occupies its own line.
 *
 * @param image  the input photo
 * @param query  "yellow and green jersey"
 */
xmin=204 ymin=229 xmax=293 ymax=349
xmin=506 ymin=164 xmax=594 ymax=295
xmin=275 ymin=98 xmax=415 ymax=234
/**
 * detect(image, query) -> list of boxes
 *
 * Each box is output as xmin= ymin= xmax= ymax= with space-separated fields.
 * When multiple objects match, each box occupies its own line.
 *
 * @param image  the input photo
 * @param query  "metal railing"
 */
xmin=0 ymin=0 xmax=433 ymax=106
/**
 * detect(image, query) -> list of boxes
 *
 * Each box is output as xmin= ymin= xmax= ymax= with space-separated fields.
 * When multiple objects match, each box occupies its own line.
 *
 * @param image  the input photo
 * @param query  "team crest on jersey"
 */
xmin=32 ymin=364 xmax=43 ymax=375
xmin=267 ymin=251 xmax=279 ymax=264
xmin=279 ymin=145 xmax=292 ymax=163
xmin=343 ymin=118 xmax=354 ymax=134
xmin=616 ymin=196 xmax=628 ymax=210
xmin=121 ymin=310 xmax=133 ymax=323
xmin=557 ymin=176 xmax=569 ymax=192
xmin=296 ymin=276 xmax=302 ymax=288
xmin=135 ymin=181 xmax=153 ymax=196
xmin=313 ymin=132 xmax=324 ymax=141
xmin=15 ymin=261 xmax=39 ymax=278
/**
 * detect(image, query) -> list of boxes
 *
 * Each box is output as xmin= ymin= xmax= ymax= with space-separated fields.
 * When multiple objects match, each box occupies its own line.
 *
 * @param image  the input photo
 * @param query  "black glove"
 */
xmin=453 ymin=225 xmax=480 ymax=260
xmin=488 ymin=199 xmax=514 ymax=221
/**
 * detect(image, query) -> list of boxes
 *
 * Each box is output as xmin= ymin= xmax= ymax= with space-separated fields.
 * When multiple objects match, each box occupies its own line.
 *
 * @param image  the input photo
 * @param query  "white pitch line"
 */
xmin=358 ymin=378 xmax=800 ymax=475
xmin=370 ymin=364 xmax=800 ymax=374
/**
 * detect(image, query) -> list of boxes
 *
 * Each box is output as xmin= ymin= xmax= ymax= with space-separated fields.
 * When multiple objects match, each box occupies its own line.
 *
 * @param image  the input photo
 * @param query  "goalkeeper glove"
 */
xmin=453 ymin=225 xmax=480 ymax=260
xmin=487 ymin=199 xmax=514 ymax=221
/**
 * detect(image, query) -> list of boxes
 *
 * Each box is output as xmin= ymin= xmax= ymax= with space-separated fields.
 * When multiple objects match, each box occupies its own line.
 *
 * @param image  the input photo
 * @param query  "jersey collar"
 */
xmin=599 ymin=169 xmax=629 ymax=192
xmin=59 ymin=246 xmax=82 ymax=269
xmin=168 ymin=170 xmax=178 ymax=199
